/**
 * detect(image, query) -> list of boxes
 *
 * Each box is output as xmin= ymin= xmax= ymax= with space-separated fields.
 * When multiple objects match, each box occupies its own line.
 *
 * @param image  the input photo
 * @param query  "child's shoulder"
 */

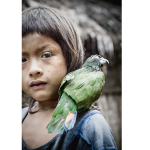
xmin=22 ymin=107 xmax=28 ymax=111
xmin=77 ymin=109 xmax=106 ymax=132
xmin=80 ymin=109 xmax=108 ymax=130
xmin=74 ymin=109 xmax=107 ymax=136
xmin=76 ymin=109 xmax=117 ymax=150
xmin=81 ymin=110 xmax=110 ymax=133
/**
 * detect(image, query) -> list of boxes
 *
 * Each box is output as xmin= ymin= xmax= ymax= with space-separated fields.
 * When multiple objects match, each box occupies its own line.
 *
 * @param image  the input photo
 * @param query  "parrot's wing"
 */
xmin=47 ymin=92 xmax=77 ymax=133
xmin=59 ymin=67 xmax=91 ymax=91
xmin=47 ymin=69 xmax=83 ymax=134
xmin=64 ymin=68 xmax=105 ymax=109
xmin=58 ymin=68 xmax=83 ymax=99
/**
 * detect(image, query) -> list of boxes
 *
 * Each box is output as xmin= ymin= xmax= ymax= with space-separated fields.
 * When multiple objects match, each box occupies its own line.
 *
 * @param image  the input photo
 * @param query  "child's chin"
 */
xmin=33 ymin=94 xmax=57 ymax=101
xmin=34 ymin=95 xmax=48 ymax=101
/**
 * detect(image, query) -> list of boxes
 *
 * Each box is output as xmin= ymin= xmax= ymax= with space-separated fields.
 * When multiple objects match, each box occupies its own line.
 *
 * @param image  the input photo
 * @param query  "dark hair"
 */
xmin=22 ymin=6 xmax=84 ymax=112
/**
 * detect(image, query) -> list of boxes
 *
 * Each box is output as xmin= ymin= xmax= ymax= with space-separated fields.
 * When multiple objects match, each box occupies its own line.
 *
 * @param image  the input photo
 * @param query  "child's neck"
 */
xmin=38 ymin=100 xmax=58 ymax=111
xmin=30 ymin=99 xmax=58 ymax=113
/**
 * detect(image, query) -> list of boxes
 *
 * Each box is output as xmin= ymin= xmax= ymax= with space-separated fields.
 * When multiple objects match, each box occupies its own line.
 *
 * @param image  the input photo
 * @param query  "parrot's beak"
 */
xmin=100 ymin=57 xmax=109 ymax=67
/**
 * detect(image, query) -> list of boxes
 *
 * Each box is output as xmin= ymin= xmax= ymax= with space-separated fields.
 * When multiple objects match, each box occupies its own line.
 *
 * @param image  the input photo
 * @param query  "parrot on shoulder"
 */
xmin=46 ymin=54 xmax=109 ymax=133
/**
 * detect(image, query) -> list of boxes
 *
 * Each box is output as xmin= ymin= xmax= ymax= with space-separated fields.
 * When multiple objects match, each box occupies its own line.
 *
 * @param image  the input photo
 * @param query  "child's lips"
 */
xmin=30 ymin=80 xmax=47 ymax=90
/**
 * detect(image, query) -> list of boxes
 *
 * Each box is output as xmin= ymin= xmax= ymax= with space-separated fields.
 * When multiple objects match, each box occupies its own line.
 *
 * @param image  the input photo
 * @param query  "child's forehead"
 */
xmin=23 ymin=33 xmax=49 ymax=44
xmin=22 ymin=33 xmax=61 ymax=52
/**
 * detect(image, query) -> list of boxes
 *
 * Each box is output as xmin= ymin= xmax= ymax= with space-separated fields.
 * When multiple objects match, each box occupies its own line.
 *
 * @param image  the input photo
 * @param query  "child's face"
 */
xmin=22 ymin=33 xmax=67 ymax=101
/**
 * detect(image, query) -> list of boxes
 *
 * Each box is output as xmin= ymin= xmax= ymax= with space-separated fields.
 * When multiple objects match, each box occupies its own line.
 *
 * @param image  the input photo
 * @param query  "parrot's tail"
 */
xmin=46 ymin=92 xmax=77 ymax=134
xmin=64 ymin=110 xmax=77 ymax=131
xmin=47 ymin=111 xmax=77 ymax=134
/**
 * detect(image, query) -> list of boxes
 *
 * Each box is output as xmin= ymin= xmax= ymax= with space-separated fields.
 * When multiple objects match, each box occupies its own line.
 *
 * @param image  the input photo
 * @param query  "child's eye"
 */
xmin=42 ymin=53 xmax=52 ymax=58
xmin=22 ymin=58 xmax=27 ymax=63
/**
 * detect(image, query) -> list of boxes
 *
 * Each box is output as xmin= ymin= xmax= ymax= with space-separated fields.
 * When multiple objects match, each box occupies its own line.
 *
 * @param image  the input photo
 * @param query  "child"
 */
xmin=22 ymin=6 xmax=117 ymax=150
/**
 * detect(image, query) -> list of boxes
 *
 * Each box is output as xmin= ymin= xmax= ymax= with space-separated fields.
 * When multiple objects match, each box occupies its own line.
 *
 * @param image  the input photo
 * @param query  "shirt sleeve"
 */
xmin=80 ymin=111 xmax=117 ymax=150
xmin=22 ymin=107 xmax=28 ymax=122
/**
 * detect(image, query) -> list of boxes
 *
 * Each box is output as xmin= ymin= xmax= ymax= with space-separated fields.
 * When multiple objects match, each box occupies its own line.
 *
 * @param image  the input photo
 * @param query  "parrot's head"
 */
xmin=82 ymin=54 xmax=109 ymax=71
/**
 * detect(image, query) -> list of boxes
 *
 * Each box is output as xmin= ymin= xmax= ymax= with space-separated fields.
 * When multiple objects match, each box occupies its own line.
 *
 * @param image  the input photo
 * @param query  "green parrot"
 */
xmin=46 ymin=54 xmax=109 ymax=133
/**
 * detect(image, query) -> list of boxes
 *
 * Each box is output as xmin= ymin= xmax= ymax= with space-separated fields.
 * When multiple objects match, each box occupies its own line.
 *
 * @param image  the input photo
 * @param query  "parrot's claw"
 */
xmin=91 ymin=105 xmax=101 ymax=111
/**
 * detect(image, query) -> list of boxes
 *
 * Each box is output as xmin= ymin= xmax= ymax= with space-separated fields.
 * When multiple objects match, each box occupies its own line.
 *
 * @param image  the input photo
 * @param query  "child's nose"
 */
xmin=29 ymin=70 xmax=43 ymax=78
xmin=28 ymin=60 xmax=43 ymax=78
